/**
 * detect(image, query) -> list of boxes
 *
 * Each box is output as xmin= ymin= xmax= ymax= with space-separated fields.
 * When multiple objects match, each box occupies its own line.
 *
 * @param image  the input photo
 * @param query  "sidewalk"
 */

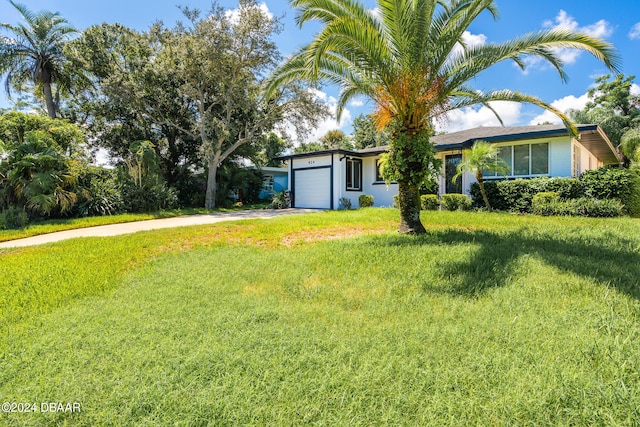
xmin=0 ymin=209 xmax=321 ymax=249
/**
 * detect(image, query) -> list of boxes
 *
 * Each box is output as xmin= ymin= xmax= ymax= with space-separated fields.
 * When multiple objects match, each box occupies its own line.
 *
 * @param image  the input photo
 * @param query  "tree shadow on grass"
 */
xmin=379 ymin=228 xmax=640 ymax=299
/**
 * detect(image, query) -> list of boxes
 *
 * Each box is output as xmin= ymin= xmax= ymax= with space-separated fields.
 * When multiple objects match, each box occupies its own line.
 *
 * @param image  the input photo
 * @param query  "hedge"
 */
xmin=420 ymin=194 xmax=439 ymax=210
xmin=441 ymin=193 xmax=472 ymax=211
xmin=469 ymin=168 xmax=640 ymax=216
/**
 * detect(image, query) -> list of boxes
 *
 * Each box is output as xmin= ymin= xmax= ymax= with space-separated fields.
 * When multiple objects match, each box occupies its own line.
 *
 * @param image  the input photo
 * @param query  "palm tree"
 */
xmin=0 ymin=1 xmax=77 ymax=118
xmin=452 ymin=141 xmax=509 ymax=211
xmin=265 ymin=0 xmax=619 ymax=234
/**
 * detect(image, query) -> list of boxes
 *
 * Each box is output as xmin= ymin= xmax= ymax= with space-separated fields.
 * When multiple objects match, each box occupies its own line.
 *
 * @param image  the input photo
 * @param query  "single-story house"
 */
xmin=258 ymin=166 xmax=289 ymax=200
xmin=278 ymin=124 xmax=621 ymax=209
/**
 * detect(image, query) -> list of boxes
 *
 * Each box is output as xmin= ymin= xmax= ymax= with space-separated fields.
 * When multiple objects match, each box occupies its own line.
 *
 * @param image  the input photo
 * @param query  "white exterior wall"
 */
xmin=333 ymin=153 xmax=348 ymax=209
xmin=549 ymin=138 xmax=572 ymax=176
xmin=572 ymin=140 xmax=602 ymax=175
xmin=362 ymin=157 xmax=397 ymax=207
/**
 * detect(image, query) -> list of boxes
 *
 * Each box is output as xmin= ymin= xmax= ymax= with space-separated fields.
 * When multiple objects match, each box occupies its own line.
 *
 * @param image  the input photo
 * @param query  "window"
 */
xmin=483 ymin=146 xmax=512 ymax=177
xmin=513 ymin=144 xmax=530 ymax=176
xmin=485 ymin=143 xmax=549 ymax=178
xmin=530 ymin=143 xmax=549 ymax=175
xmin=346 ymin=158 xmax=362 ymax=191
xmin=262 ymin=174 xmax=274 ymax=192
xmin=375 ymin=159 xmax=384 ymax=182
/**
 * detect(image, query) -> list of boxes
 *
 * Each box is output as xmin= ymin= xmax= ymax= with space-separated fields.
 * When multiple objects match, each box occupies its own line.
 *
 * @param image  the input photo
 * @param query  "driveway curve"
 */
xmin=0 ymin=209 xmax=322 ymax=249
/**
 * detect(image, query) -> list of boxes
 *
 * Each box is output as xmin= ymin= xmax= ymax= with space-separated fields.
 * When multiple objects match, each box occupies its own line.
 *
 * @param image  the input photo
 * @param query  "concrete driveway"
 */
xmin=0 ymin=209 xmax=321 ymax=249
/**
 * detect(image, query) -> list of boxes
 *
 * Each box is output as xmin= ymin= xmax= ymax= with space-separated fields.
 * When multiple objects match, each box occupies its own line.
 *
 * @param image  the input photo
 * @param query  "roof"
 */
xmin=279 ymin=124 xmax=621 ymax=164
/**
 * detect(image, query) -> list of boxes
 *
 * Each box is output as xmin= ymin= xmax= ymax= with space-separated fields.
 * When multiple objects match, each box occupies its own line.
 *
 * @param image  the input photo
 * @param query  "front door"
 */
xmin=445 ymin=154 xmax=462 ymax=194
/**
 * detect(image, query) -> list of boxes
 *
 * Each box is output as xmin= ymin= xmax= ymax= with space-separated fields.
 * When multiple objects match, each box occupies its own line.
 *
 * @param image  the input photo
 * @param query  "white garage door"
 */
xmin=294 ymin=168 xmax=331 ymax=209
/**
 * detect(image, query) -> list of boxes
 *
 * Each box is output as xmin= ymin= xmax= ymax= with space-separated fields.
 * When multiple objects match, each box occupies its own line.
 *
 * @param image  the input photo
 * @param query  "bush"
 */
xmin=420 ymin=194 xmax=439 ymax=210
xmin=76 ymin=171 xmax=124 ymax=217
xmin=339 ymin=197 xmax=352 ymax=210
xmin=573 ymin=198 xmax=624 ymax=217
xmin=441 ymin=193 xmax=472 ymax=211
xmin=580 ymin=168 xmax=640 ymax=217
xmin=392 ymin=195 xmax=399 ymax=209
xmin=537 ymin=198 xmax=623 ymax=217
xmin=470 ymin=173 xmax=625 ymax=214
xmin=0 ymin=206 xmax=29 ymax=229
xmin=531 ymin=192 xmax=560 ymax=215
xmin=358 ymin=194 xmax=374 ymax=208
xmin=268 ymin=191 xmax=290 ymax=209
xmin=469 ymin=180 xmax=504 ymax=210
xmin=121 ymin=183 xmax=178 ymax=213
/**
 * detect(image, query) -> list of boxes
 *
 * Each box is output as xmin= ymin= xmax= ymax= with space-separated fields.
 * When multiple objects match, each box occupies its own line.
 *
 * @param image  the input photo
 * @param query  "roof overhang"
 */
xmin=278 ymin=125 xmax=622 ymax=164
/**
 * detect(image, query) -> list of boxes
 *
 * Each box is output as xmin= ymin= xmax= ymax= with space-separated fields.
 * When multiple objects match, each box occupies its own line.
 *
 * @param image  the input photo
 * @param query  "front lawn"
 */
xmin=1 ymin=209 xmax=639 ymax=425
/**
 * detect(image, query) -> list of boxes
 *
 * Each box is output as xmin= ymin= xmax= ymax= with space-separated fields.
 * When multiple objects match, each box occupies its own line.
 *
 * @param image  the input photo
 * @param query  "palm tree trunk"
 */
xmin=476 ymin=173 xmax=492 ymax=212
xmin=397 ymin=180 xmax=426 ymax=234
xmin=42 ymin=82 xmax=57 ymax=119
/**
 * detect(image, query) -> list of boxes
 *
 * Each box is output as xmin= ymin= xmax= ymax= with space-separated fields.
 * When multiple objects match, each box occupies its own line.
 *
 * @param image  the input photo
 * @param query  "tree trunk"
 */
xmin=42 ymin=82 xmax=57 ymax=119
xmin=205 ymin=156 xmax=218 ymax=209
xmin=476 ymin=173 xmax=492 ymax=212
xmin=397 ymin=180 xmax=426 ymax=234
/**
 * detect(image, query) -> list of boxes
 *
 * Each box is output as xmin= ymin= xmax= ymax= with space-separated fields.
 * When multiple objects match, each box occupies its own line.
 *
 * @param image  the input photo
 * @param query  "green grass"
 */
xmin=1 ymin=209 xmax=639 ymax=425
xmin=0 ymin=204 xmax=269 ymax=243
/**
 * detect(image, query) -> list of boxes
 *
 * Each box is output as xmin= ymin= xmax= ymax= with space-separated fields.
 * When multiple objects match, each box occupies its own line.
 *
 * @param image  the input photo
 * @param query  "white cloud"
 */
xmin=449 ymin=31 xmax=487 ymax=61
xmin=631 ymin=83 xmax=640 ymax=96
xmin=305 ymin=91 xmax=352 ymax=143
xmin=349 ymin=99 xmax=364 ymax=107
xmin=437 ymin=102 xmax=523 ymax=133
xmin=368 ymin=7 xmax=381 ymax=21
xmin=225 ymin=2 xmax=272 ymax=24
xmin=529 ymin=10 xmax=614 ymax=68
xmin=281 ymin=89 xmax=352 ymax=145
xmin=630 ymin=23 xmax=640 ymax=40
xmin=528 ymin=92 xmax=590 ymax=125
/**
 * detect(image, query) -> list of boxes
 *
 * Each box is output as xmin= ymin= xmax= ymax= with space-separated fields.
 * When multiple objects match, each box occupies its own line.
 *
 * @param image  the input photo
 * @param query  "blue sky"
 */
xmin=1 ymin=0 xmax=639 ymax=142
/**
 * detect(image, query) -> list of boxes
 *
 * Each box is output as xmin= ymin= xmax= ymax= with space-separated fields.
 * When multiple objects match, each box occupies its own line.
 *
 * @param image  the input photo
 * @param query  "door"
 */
xmin=293 ymin=168 xmax=332 ymax=209
xmin=445 ymin=154 xmax=462 ymax=194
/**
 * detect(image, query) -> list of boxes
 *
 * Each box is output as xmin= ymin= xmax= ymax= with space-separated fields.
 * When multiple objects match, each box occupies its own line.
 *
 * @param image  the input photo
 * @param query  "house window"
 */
xmin=485 ymin=143 xmax=549 ymax=177
xmin=513 ymin=144 xmax=530 ymax=176
xmin=375 ymin=159 xmax=384 ymax=182
xmin=483 ymin=146 xmax=512 ymax=177
xmin=262 ymin=174 xmax=274 ymax=192
xmin=346 ymin=158 xmax=362 ymax=191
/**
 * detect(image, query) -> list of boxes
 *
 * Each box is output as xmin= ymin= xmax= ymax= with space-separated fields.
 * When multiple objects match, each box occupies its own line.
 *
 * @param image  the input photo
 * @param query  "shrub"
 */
xmin=76 ymin=171 xmax=124 ymax=217
xmin=420 ymin=194 xmax=439 ymax=210
xmin=268 ymin=191 xmax=290 ymax=209
xmin=580 ymin=168 xmax=640 ymax=217
xmin=573 ymin=198 xmax=624 ymax=217
xmin=358 ymin=194 xmax=374 ymax=208
xmin=441 ymin=193 xmax=472 ymax=211
xmin=531 ymin=192 xmax=560 ymax=215
xmin=539 ymin=198 xmax=623 ymax=217
xmin=495 ymin=179 xmax=539 ymax=213
xmin=121 ymin=183 xmax=178 ymax=213
xmin=469 ymin=180 xmax=504 ymax=210
xmin=0 ymin=206 xmax=29 ymax=229
xmin=392 ymin=195 xmax=399 ymax=208
xmin=339 ymin=197 xmax=352 ymax=210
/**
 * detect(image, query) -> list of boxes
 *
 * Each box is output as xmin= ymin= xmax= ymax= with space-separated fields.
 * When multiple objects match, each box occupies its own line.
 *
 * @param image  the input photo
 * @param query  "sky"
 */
xmin=1 ymin=0 xmax=640 ymax=143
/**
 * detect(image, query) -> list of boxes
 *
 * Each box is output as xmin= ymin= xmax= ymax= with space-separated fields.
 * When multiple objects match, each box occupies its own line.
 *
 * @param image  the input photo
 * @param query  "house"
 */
xmin=258 ymin=166 xmax=289 ymax=200
xmin=278 ymin=124 xmax=621 ymax=209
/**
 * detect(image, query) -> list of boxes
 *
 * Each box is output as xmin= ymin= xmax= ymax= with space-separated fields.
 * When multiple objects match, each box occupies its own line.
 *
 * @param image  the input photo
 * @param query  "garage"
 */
xmin=292 ymin=167 xmax=332 ymax=209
